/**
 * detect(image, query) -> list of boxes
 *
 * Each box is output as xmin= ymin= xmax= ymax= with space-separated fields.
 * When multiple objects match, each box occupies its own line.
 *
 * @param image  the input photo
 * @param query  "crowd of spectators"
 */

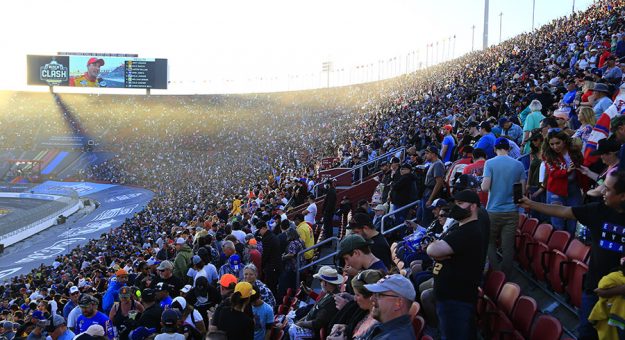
xmin=2 ymin=0 xmax=625 ymax=339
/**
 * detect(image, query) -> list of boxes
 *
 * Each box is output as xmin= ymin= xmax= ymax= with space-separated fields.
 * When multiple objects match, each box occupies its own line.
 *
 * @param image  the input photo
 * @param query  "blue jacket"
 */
xmin=366 ymin=315 xmax=416 ymax=340
xmin=102 ymin=280 xmax=124 ymax=314
xmin=474 ymin=133 xmax=496 ymax=159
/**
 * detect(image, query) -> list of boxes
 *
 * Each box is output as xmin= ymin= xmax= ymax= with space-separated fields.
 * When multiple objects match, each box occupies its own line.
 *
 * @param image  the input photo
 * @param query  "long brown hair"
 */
xmin=542 ymin=129 xmax=583 ymax=165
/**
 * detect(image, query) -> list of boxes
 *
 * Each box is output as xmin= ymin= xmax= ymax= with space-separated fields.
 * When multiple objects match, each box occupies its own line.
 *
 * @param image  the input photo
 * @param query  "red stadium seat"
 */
xmin=547 ymin=239 xmax=590 ymax=293
xmin=477 ymin=271 xmax=506 ymax=317
xmin=511 ymin=296 xmax=537 ymax=338
xmin=537 ymin=231 xmax=571 ymax=282
xmin=421 ymin=336 xmax=434 ymax=340
xmin=497 ymin=282 xmax=521 ymax=317
xmin=565 ymin=239 xmax=590 ymax=263
xmin=515 ymin=218 xmax=539 ymax=259
xmin=484 ymin=271 xmax=506 ymax=299
xmin=521 ymin=223 xmax=553 ymax=271
xmin=518 ymin=213 xmax=527 ymax=232
xmin=546 ymin=249 xmax=569 ymax=293
xmin=529 ymin=315 xmax=562 ymax=340
xmin=566 ymin=260 xmax=588 ymax=308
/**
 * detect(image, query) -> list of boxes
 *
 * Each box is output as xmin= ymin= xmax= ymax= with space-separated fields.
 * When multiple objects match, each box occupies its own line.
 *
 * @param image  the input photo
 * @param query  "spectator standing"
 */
xmin=427 ymin=190 xmax=486 ymax=340
xmin=321 ymin=180 xmax=337 ymax=238
xmin=250 ymin=286 xmax=274 ymax=340
xmin=389 ymin=163 xmax=418 ymax=224
xmin=520 ymin=171 xmax=625 ymax=340
xmin=475 ymin=121 xmax=497 ymax=159
xmin=421 ymin=146 xmax=446 ymax=227
xmin=440 ymin=125 xmax=456 ymax=163
xmin=522 ymin=100 xmax=546 ymax=154
xmin=258 ymin=221 xmax=281 ymax=294
xmin=481 ymin=138 xmax=526 ymax=276
xmin=542 ymin=129 xmax=585 ymax=234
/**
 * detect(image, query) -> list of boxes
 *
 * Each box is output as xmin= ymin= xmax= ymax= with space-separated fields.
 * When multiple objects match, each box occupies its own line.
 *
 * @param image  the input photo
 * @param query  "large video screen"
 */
xmin=27 ymin=55 xmax=168 ymax=89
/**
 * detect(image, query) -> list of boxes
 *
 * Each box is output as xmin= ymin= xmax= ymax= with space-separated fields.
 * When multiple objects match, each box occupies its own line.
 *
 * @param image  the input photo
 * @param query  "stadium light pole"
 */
xmin=572 ymin=0 xmax=575 ymax=14
xmin=532 ymin=0 xmax=535 ymax=30
xmin=499 ymin=12 xmax=503 ymax=44
xmin=483 ymin=0 xmax=489 ymax=49
xmin=453 ymin=35 xmax=456 ymax=58
xmin=448 ymin=36 xmax=452 ymax=60
xmin=472 ymin=25 xmax=476 ymax=51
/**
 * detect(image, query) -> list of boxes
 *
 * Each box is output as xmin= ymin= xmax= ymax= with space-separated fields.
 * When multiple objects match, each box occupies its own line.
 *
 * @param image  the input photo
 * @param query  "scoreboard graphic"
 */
xmin=27 ymin=54 xmax=168 ymax=89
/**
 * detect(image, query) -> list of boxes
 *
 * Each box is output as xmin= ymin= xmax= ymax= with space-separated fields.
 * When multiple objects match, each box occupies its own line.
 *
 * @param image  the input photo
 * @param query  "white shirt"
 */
xmin=184 ymin=310 xmax=204 ymax=329
xmin=231 ymin=230 xmax=246 ymax=244
xmin=304 ymin=203 xmax=317 ymax=225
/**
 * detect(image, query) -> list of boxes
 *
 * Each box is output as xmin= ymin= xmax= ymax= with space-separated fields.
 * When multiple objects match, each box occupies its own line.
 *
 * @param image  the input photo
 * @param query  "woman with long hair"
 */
xmin=542 ymin=129 xmax=585 ymax=233
xmin=572 ymin=106 xmax=597 ymax=153
xmin=579 ymin=138 xmax=621 ymax=200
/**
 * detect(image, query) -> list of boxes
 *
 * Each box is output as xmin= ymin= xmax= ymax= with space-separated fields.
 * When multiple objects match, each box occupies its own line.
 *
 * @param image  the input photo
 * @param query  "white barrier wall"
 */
xmin=0 ymin=200 xmax=83 ymax=247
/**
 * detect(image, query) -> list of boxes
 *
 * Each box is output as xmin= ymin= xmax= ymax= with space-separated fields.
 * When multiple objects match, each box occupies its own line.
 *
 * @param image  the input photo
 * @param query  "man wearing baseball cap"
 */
xmin=76 ymin=295 xmax=113 ymax=339
xmin=427 ymin=190 xmax=486 ymax=340
xmin=363 ymin=274 xmax=416 ymax=339
xmin=151 ymin=260 xmax=183 ymax=297
xmin=69 ymin=57 xmax=105 ymax=87
xmin=440 ymin=124 xmax=456 ymax=163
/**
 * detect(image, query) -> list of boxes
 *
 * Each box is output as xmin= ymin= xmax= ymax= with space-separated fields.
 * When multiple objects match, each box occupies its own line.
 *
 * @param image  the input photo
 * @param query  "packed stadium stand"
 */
xmin=2 ymin=1 xmax=625 ymax=339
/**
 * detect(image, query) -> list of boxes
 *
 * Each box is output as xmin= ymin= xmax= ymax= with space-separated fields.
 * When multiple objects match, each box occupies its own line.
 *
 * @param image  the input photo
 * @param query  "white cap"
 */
xmin=175 ymin=237 xmax=186 ymax=245
xmin=180 ymin=285 xmax=192 ymax=294
xmin=69 ymin=286 xmax=79 ymax=294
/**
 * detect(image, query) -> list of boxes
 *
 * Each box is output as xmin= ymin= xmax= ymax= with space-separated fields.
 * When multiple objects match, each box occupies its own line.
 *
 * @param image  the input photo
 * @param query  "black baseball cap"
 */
xmin=590 ymin=138 xmax=620 ymax=155
xmin=452 ymin=190 xmax=481 ymax=205
xmin=347 ymin=213 xmax=372 ymax=230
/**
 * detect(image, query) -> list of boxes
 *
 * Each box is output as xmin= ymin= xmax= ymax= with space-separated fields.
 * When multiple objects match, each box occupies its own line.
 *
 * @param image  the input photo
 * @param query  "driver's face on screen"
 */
xmin=87 ymin=62 xmax=101 ymax=79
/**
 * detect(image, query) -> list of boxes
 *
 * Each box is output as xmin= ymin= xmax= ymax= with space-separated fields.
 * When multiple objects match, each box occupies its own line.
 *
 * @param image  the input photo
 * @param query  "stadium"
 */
xmin=1 ymin=0 xmax=625 ymax=339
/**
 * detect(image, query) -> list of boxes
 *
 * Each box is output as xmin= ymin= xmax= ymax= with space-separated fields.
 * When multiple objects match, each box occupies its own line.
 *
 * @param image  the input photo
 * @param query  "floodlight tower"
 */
xmin=483 ymin=0 xmax=489 ymax=49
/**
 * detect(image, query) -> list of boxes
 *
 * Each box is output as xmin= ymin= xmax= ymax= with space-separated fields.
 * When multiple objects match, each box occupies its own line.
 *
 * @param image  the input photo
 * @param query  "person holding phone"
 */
xmin=480 ymin=138 xmax=526 ymax=277
xmin=541 ymin=129 xmax=585 ymax=234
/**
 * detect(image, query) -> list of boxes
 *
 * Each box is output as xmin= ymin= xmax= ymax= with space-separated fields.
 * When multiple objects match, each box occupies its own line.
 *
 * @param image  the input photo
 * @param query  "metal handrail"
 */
xmin=312 ymin=147 xmax=406 ymax=197
xmin=380 ymin=199 xmax=421 ymax=234
xmin=295 ymin=236 xmax=339 ymax=286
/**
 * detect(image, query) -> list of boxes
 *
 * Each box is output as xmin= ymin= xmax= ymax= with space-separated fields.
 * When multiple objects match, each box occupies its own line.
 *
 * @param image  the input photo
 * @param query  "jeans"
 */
xmin=487 ymin=211 xmax=518 ymax=277
xmin=420 ymin=199 xmax=434 ymax=227
xmin=436 ymin=299 xmax=477 ymax=340
xmin=577 ymin=291 xmax=599 ymax=340
xmin=546 ymin=183 xmax=583 ymax=235
xmin=527 ymin=186 xmax=547 ymax=222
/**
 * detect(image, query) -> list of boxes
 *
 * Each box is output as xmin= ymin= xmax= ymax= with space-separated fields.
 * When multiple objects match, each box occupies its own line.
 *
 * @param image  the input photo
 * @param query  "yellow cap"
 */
xmin=234 ymin=282 xmax=256 ymax=299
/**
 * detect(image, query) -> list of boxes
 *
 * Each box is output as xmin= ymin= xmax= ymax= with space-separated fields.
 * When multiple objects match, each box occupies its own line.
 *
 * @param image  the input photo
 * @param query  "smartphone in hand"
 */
xmin=513 ymin=183 xmax=523 ymax=203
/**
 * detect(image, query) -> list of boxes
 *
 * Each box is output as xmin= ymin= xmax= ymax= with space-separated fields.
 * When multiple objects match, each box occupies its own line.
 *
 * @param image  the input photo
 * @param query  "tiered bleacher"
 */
xmin=1 ymin=1 xmax=625 ymax=339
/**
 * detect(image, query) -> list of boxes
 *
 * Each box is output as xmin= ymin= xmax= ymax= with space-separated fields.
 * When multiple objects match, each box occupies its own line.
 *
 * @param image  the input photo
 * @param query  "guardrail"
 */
xmin=296 ymin=236 xmax=339 ymax=286
xmin=0 ymin=189 xmax=80 ymax=242
xmin=312 ymin=147 xmax=406 ymax=197
xmin=380 ymin=199 xmax=421 ymax=234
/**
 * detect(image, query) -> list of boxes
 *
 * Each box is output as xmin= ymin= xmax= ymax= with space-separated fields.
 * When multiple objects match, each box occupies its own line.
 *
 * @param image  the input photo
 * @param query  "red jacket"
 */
xmin=544 ymin=156 xmax=587 ymax=196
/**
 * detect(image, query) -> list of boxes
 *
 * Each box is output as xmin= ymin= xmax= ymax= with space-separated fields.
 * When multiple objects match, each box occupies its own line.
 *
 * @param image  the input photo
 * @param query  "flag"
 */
xmin=584 ymin=84 xmax=625 ymax=166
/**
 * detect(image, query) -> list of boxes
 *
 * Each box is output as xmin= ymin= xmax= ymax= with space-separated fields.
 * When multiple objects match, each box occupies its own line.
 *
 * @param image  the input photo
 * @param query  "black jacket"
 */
xmin=322 ymin=187 xmax=337 ymax=217
xmin=390 ymin=172 xmax=418 ymax=207
xmin=261 ymin=231 xmax=281 ymax=270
